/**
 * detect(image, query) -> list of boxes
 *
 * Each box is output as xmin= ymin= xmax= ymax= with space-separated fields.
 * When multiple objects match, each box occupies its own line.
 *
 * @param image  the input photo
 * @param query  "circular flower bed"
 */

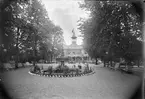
xmin=29 ymin=64 xmax=95 ymax=78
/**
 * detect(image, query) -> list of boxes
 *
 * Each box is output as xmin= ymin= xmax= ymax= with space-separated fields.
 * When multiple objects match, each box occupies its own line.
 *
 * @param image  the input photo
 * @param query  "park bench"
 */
xmin=121 ymin=64 xmax=133 ymax=73
xmin=117 ymin=62 xmax=133 ymax=73
xmin=106 ymin=62 xmax=110 ymax=67
xmin=119 ymin=63 xmax=126 ymax=71
xmin=18 ymin=63 xmax=23 ymax=68
xmin=3 ymin=63 xmax=14 ymax=70
xmin=108 ymin=61 xmax=115 ymax=70
xmin=109 ymin=62 xmax=125 ymax=71
xmin=0 ymin=62 xmax=5 ymax=72
xmin=114 ymin=63 xmax=120 ymax=70
xmin=25 ymin=62 xmax=32 ymax=67
xmin=107 ymin=62 xmax=118 ymax=70
xmin=9 ymin=61 xmax=15 ymax=69
xmin=110 ymin=62 xmax=127 ymax=73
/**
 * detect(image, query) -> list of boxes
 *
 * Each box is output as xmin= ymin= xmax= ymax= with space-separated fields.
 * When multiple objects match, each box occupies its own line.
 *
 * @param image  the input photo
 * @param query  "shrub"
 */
xmin=34 ymin=65 xmax=41 ymax=73
xmin=75 ymin=69 xmax=80 ymax=75
xmin=48 ymin=66 xmax=53 ymax=74
xmin=43 ymin=66 xmax=53 ymax=74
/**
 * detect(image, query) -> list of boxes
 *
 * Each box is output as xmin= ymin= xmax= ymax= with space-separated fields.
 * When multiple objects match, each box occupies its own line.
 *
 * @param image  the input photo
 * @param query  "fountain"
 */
xmin=29 ymin=48 xmax=94 ymax=77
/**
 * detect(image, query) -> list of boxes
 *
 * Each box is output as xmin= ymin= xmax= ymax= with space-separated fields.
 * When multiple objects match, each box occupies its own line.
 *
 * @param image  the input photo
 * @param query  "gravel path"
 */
xmin=0 ymin=64 xmax=142 ymax=99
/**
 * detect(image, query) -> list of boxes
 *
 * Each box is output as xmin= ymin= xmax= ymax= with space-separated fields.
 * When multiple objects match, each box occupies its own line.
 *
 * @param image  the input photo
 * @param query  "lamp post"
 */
xmin=103 ymin=51 xmax=108 ymax=67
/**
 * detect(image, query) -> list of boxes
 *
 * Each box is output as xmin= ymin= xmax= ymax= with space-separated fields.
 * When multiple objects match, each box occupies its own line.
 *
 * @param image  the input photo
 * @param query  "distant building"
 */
xmin=63 ymin=29 xmax=90 ymax=63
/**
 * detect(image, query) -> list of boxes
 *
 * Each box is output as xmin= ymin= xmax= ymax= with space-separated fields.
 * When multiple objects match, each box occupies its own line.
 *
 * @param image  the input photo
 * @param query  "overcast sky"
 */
xmin=42 ymin=0 xmax=89 ymax=45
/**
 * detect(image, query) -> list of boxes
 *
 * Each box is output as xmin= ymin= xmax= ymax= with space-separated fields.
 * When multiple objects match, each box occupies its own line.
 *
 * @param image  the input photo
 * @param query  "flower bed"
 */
xmin=29 ymin=64 xmax=95 ymax=78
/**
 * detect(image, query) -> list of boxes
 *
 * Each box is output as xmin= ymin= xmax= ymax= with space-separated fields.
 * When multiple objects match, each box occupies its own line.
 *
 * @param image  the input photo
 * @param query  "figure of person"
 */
xmin=86 ymin=63 xmax=89 ymax=71
xmin=78 ymin=65 xmax=81 ymax=69
xmin=74 ymin=65 xmax=76 ymax=68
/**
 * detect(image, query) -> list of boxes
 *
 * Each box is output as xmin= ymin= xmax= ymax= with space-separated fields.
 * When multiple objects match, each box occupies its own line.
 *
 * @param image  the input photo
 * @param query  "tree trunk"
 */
xmin=95 ymin=58 xmax=98 ymax=65
xmin=15 ymin=28 xmax=20 ymax=69
xmin=33 ymin=33 xmax=36 ymax=67
xmin=46 ymin=52 xmax=49 ymax=63
xmin=137 ymin=59 xmax=140 ymax=67
xmin=104 ymin=60 xmax=106 ymax=67
xmin=33 ymin=49 xmax=36 ymax=66
xmin=50 ymin=53 xmax=53 ymax=62
xmin=110 ymin=60 xmax=112 ymax=67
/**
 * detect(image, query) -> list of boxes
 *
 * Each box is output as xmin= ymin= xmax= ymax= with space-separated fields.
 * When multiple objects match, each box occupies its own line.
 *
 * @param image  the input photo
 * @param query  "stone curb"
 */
xmin=28 ymin=71 xmax=95 ymax=78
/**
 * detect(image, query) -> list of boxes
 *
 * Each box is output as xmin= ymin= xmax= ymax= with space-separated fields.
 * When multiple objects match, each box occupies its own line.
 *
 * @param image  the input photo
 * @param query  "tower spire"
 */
xmin=71 ymin=29 xmax=77 ymax=45
xmin=71 ymin=29 xmax=77 ymax=39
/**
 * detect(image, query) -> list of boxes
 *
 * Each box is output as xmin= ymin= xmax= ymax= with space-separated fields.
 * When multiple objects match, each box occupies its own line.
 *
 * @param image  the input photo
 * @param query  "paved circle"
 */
xmin=0 ymin=64 xmax=142 ymax=99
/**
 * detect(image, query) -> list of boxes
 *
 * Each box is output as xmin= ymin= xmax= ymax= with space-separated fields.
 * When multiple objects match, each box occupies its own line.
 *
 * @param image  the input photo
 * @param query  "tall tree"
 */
xmin=0 ymin=0 xmax=64 ymax=66
xmin=78 ymin=1 xmax=143 ymax=66
xmin=0 ymin=0 xmax=29 ymax=67
xmin=23 ymin=0 xmax=64 ymax=64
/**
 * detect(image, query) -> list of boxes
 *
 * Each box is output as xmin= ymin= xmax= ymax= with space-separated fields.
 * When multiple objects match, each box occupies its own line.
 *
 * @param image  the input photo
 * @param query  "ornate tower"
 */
xmin=71 ymin=29 xmax=77 ymax=45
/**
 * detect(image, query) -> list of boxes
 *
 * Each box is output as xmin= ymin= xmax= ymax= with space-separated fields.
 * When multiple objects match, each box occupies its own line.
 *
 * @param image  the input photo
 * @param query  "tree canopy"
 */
xmin=0 ymin=0 xmax=64 ymax=66
xmin=78 ymin=1 xmax=143 ymax=65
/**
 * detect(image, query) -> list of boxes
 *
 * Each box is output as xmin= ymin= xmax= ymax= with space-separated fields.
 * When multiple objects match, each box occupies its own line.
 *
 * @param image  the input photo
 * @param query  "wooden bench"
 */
xmin=119 ymin=63 xmax=133 ymax=73
xmin=108 ymin=61 xmax=133 ymax=73
xmin=109 ymin=62 xmax=125 ymax=71
xmin=3 ymin=63 xmax=14 ymax=70
xmin=123 ymin=65 xmax=133 ymax=73
xmin=112 ymin=63 xmax=120 ymax=70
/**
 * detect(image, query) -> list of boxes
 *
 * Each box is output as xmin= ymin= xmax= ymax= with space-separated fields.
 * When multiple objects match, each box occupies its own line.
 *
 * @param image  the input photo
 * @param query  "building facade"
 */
xmin=63 ymin=30 xmax=90 ymax=63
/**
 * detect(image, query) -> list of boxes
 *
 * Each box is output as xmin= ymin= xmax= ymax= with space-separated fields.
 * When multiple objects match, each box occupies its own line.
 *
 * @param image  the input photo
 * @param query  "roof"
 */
xmin=66 ymin=53 xmax=88 ymax=57
xmin=63 ymin=43 xmax=82 ymax=49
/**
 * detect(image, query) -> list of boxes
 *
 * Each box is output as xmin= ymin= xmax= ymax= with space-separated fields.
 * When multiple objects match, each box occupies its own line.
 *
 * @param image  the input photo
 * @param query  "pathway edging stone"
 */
xmin=28 ymin=71 xmax=95 ymax=78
